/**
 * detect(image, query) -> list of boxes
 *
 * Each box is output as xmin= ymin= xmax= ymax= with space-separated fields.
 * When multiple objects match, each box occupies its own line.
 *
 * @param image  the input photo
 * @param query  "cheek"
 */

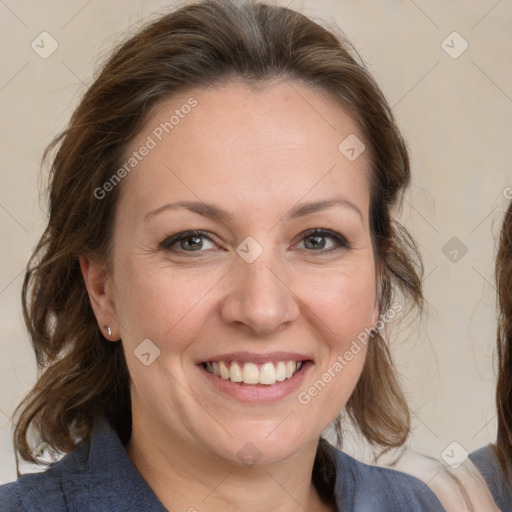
xmin=112 ymin=258 xmax=225 ymax=346
xmin=296 ymin=268 xmax=376 ymax=415
xmin=301 ymin=264 xmax=377 ymax=344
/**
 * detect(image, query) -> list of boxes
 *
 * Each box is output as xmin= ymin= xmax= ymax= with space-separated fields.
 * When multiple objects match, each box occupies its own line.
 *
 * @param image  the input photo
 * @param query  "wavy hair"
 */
xmin=13 ymin=0 xmax=423 ymax=494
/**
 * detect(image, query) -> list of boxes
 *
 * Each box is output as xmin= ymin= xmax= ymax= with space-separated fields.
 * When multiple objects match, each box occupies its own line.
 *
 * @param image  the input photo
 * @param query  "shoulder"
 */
xmin=0 ymin=416 xmax=167 ymax=512
xmin=383 ymin=448 xmax=499 ymax=511
xmin=470 ymin=444 xmax=499 ymax=476
xmin=469 ymin=444 xmax=500 ymax=490
xmin=328 ymin=446 xmax=446 ymax=511
xmin=0 ymin=437 xmax=90 ymax=512
xmin=0 ymin=468 xmax=67 ymax=512
xmin=470 ymin=443 xmax=512 ymax=511
xmin=0 ymin=480 xmax=24 ymax=511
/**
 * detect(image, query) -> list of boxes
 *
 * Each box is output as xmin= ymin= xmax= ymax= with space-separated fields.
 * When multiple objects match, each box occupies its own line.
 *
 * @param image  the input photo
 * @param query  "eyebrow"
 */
xmin=144 ymin=196 xmax=363 ymax=223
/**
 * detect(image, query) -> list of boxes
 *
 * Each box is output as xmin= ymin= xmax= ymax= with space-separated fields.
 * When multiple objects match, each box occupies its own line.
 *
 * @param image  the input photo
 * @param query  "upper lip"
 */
xmin=198 ymin=351 xmax=312 ymax=364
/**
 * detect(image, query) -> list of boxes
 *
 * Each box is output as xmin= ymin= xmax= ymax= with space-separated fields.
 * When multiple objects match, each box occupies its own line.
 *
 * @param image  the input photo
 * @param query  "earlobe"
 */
xmin=79 ymin=254 xmax=120 ymax=341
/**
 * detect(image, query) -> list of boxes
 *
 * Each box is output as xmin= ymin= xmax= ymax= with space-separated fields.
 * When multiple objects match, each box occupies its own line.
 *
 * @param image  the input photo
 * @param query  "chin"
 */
xmin=211 ymin=426 xmax=312 ymax=468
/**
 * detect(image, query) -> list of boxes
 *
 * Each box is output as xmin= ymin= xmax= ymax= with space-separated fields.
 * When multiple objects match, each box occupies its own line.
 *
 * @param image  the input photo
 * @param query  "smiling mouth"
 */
xmin=202 ymin=360 xmax=305 ymax=385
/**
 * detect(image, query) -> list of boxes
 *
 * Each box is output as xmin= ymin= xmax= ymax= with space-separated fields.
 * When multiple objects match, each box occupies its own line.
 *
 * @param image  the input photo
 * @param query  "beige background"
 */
xmin=0 ymin=0 xmax=510 ymax=483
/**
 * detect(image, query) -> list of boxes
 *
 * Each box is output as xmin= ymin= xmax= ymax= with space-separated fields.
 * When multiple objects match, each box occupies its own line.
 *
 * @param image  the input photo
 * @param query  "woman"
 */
xmin=470 ymin=200 xmax=512 ymax=510
xmin=0 ymin=1 xmax=446 ymax=510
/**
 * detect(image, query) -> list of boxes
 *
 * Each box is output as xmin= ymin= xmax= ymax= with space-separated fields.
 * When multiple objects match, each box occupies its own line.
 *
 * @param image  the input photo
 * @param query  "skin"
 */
xmin=80 ymin=79 xmax=379 ymax=512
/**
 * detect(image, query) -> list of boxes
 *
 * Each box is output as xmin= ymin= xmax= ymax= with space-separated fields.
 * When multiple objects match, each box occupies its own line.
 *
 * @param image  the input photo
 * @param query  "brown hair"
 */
xmin=495 ymin=200 xmax=512 ymax=477
xmin=13 ymin=0 xmax=422 ymax=487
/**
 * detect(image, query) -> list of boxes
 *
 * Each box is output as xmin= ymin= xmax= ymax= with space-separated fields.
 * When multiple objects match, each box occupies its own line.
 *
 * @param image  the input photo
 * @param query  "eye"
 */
xmin=159 ymin=230 xmax=217 ymax=253
xmin=159 ymin=228 xmax=351 ymax=256
xmin=295 ymin=228 xmax=351 ymax=253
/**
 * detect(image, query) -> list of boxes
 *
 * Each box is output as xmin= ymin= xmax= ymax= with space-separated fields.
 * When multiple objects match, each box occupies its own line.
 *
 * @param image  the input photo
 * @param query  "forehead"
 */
xmin=117 ymin=80 xmax=371 ymax=222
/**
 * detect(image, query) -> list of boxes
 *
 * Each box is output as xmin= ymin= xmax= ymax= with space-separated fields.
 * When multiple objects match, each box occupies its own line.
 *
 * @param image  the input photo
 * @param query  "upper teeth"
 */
xmin=205 ymin=360 xmax=303 ymax=385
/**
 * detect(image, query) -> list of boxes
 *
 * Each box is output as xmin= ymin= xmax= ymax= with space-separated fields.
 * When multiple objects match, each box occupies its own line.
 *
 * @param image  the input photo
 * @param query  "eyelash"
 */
xmin=158 ymin=228 xmax=352 ymax=255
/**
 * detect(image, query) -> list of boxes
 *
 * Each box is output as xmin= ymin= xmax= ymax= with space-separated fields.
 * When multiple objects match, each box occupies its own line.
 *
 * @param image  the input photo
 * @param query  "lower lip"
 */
xmin=199 ymin=362 xmax=312 ymax=403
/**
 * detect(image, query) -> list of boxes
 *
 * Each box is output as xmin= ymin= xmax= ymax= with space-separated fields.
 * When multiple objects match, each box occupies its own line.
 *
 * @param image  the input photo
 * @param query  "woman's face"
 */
xmin=100 ymin=80 xmax=378 ymax=465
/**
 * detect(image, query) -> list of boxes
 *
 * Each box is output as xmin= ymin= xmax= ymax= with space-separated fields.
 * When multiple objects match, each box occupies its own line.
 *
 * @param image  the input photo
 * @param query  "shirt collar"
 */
xmin=61 ymin=415 xmax=168 ymax=512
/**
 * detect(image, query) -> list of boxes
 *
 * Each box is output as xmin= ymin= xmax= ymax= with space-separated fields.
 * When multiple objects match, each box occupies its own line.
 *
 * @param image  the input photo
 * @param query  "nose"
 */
xmin=219 ymin=246 xmax=300 ymax=336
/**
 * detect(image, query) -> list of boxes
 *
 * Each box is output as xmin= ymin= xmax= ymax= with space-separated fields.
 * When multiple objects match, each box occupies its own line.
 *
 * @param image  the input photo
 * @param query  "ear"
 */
xmin=79 ymin=253 xmax=120 ymax=341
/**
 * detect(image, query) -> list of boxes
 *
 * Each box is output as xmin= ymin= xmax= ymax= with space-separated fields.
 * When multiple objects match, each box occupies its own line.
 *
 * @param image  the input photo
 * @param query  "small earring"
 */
xmin=104 ymin=325 xmax=112 ymax=337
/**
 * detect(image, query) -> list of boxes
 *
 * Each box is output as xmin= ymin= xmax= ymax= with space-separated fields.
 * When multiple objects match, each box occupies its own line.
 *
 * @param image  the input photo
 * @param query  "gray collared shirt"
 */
xmin=0 ymin=416 xmax=445 ymax=511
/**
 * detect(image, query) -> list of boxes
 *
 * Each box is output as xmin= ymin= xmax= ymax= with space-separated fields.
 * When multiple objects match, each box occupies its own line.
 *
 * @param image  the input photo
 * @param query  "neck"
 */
xmin=124 ymin=411 xmax=336 ymax=512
